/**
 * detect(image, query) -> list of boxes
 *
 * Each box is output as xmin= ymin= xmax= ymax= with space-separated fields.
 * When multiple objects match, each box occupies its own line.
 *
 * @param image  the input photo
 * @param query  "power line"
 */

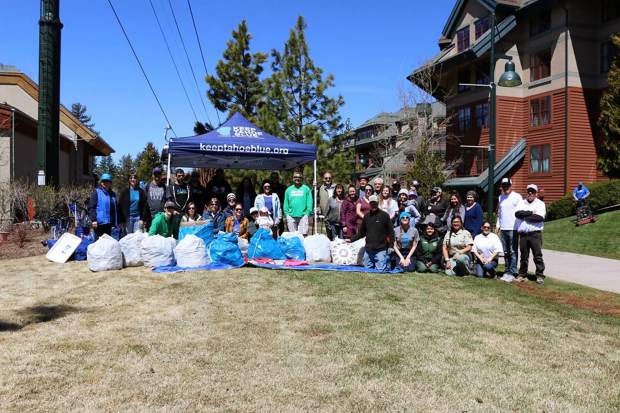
xmin=106 ymin=0 xmax=177 ymax=137
xmin=186 ymin=0 xmax=221 ymax=125
xmin=166 ymin=0 xmax=212 ymax=126
xmin=148 ymin=0 xmax=199 ymax=124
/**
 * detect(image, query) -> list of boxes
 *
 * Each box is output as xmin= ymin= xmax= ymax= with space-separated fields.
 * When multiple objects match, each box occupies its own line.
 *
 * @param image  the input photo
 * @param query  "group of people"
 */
xmin=87 ymin=167 xmax=548 ymax=284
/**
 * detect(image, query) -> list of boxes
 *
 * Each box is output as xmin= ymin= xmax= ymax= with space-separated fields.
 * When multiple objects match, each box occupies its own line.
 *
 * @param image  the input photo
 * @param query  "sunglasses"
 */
xmin=188 ymin=207 xmax=195 ymax=210
xmin=365 ymin=188 xmax=373 ymax=192
xmin=294 ymin=176 xmax=302 ymax=179
xmin=235 ymin=207 xmax=243 ymax=211
xmin=401 ymin=217 xmax=410 ymax=220
xmin=210 ymin=203 xmax=219 ymax=206
xmin=482 ymin=226 xmax=491 ymax=229
xmin=263 ymin=185 xmax=271 ymax=189
xmin=324 ymin=177 xmax=332 ymax=180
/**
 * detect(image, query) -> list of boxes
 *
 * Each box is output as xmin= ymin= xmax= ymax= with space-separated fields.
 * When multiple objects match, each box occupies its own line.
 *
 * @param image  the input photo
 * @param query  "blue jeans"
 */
xmin=363 ymin=249 xmax=390 ymax=272
xmin=499 ymin=230 xmax=518 ymax=275
xmin=475 ymin=259 xmax=498 ymax=278
xmin=126 ymin=216 xmax=141 ymax=234
xmin=391 ymin=250 xmax=416 ymax=272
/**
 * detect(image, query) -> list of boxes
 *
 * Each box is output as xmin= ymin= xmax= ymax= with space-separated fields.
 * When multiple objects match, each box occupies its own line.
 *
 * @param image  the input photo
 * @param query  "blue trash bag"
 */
xmin=73 ymin=234 xmax=94 ymax=261
xmin=277 ymin=236 xmax=306 ymax=260
xmin=209 ymin=232 xmax=244 ymax=267
xmin=111 ymin=226 xmax=122 ymax=241
xmin=179 ymin=221 xmax=215 ymax=247
xmin=248 ymin=228 xmax=286 ymax=260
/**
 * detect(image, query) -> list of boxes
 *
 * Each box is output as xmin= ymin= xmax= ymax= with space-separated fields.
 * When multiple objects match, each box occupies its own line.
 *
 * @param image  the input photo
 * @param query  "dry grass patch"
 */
xmin=0 ymin=256 xmax=619 ymax=412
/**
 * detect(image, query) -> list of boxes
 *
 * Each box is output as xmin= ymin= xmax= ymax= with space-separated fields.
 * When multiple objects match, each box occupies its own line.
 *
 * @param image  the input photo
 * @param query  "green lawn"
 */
xmin=543 ymin=209 xmax=620 ymax=260
xmin=1 ymin=256 xmax=620 ymax=412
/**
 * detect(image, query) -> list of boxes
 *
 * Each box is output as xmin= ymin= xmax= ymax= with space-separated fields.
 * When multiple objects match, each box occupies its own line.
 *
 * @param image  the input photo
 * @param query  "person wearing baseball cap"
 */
xmin=496 ymin=177 xmax=522 ymax=282
xmin=514 ymin=184 xmax=547 ymax=284
xmin=409 ymin=180 xmax=427 ymax=215
xmin=223 ymin=193 xmax=237 ymax=219
xmin=148 ymin=200 xmax=181 ymax=239
xmin=144 ymin=167 xmax=167 ymax=227
xmin=87 ymin=172 xmax=118 ymax=238
xmin=350 ymin=194 xmax=394 ymax=271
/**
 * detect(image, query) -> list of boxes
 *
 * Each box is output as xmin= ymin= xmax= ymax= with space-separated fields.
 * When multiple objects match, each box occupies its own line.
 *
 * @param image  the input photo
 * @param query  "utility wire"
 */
xmin=106 ymin=0 xmax=177 ymax=137
xmin=166 ymin=0 xmax=212 ymax=126
xmin=187 ymin=0 xmax=221 ymax=125
xmin=148 ymin=0 xmax=199 ymax=124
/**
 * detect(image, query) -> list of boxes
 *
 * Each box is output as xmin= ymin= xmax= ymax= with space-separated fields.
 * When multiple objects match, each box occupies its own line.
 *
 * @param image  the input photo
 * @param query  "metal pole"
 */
xmin=488 ymin=10 xmax=496 ymax=226
xmin=313 ymin=159 xmax=318 ymax=235
xmin=166 ymin=143 xmax=172 ymax=186
xmin=37 ymin=0 xmax=63 ymax=187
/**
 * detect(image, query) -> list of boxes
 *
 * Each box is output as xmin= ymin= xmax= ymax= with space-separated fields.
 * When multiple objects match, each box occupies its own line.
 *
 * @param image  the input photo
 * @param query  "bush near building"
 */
xmin=546 ymin=180 xmax=620 ymax=221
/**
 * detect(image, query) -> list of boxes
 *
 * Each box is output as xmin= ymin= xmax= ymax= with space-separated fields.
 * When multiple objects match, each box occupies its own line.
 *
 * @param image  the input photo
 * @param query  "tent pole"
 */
xmin=313 ymin=159 xmax=318 ymax=235
xmin=166 ymin=147 xmax=172 ymax=186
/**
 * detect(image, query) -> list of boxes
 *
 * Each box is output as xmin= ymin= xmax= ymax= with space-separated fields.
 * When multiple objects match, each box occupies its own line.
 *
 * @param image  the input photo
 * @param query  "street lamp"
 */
xmin=459 ymin=10 xmax=522 ymax=226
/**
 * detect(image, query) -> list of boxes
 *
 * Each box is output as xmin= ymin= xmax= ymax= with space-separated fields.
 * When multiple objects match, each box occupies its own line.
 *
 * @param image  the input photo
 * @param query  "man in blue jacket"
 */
xmin=88 ymin=173 xmax=118 ymax=238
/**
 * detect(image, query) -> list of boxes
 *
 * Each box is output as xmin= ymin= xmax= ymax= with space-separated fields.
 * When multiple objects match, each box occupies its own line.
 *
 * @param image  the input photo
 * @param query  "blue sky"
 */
xmin=2 ymin=0 xmax=454 ymax=159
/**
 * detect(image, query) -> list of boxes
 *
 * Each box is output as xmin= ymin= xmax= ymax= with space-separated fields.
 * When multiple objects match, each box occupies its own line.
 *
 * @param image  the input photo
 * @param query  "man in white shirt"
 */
xmin=495 ymin=177 xmax=521 ymax=280
xmin=515 ymin=184 xmax=546 ymax=284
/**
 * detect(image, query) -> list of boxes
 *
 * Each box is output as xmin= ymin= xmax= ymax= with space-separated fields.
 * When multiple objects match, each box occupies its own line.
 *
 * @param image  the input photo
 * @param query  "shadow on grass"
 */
xmin=1 ymin=304 xmax=82 ymax=332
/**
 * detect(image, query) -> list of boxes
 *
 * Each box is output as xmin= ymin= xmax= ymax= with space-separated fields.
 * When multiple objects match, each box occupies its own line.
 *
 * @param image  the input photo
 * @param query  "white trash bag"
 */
xmin=119 ymin=232 xmax=147 ymax=267
xmin=174 ymin=234 xmax=210 ymax=268
xmin=87 ymin=234 xmax=123 ymax=272
xmin=350 ymin=237 xmax=366 ymax=266
xmin=303 ymin=234 xmax=331 ymax=262
xmin=238 ymin=237 xmax=249 ymax=259
xmin=330 ymin=238 xmax=356 ymax=265
xmin=141 ymin=235 xmax=177 ymax=267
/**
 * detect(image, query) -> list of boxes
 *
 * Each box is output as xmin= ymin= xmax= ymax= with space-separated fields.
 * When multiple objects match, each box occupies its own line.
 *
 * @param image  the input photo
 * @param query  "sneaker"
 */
xmin=536 ymin=276 xmax=545 ymax=285
xmin=500 ymin=273 xmax=515 ymax=283
xmin=515 ymin=275 xmax=527 ymax=282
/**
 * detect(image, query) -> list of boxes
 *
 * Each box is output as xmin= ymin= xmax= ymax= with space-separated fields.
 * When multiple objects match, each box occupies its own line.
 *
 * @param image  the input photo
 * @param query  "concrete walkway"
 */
xmin=528 ymin=249 xmax=620 ymax=294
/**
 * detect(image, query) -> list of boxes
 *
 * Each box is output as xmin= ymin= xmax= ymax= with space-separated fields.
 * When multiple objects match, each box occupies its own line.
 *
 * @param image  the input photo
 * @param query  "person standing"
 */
xmin=426 ymin=187 xmax=448 ymax=231
xmin=235 ymin=177 xmax=257 ymax=216
xmin=324 ymin=184 xmax=345 ymax=240
xmin=118 ymin=173 xmax=149 ymax=234
xmin=145 ymin=167 xmax=167 ymax=228
xmin=318 ymin=171 xmax=335 ymax=217
xmin=464 ymin=190 xmax=483 ymax=237
xmin=269 ymin=171 xmax=288 ymax=209
xmin=341 ymin=185 xmax=360 ymax=240
xmin=357 ymin=176 xmax=369 ymax=199
xmin=496 ymin=177 xmax=522 ymax=281
xmin=410 ymin=180 xmax=427 ymax=213
xmin=379 ymin=185 xmax=398 ymax=221
xmin=393 ymin=211 xmax=419 ymax=272
xmin=206 ymin=168 xmax=232 ymax=207
xmin=189 ymin=171 xmax=207 ymax=215
xmin=515 ymin=184 xmax=547 ymax=284
xmin=472 ymin=221 xmax=503 ymax=278
xmin=351 ymin=195 xmax=394 ymax=272
xmin=442 ymin=193 xmax=466 ymax=229
xmin=88 ymin=173 xmax=118 ymax=238
xmin=254 ymin=180 xmax=282 ymax=237
xmin=283 ymin=172 xmax=313 ymax=235
xmin=573 ymin=181 xmax=590 ymax=208
xmin=372 ymin=177 xmax=384 ymax=196
xmin=166 ymin=168 xmax=192 ymax=213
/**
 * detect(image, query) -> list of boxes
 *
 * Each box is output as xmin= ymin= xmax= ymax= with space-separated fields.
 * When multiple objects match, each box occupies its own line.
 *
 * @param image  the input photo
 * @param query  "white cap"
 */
xmin=368 ymin=194 xmax=379 ymax=203
xmin=501 ymin=177 xmax=512 ymax=185
xmin=226 ymin=193 xmax=236 ymax=201
xmin=249 ymin=207 xmax=258 ymax=214
xmin=527 ymin=184 xmax=538 ymax=192
xmin=259 ymin=206 xmax=270 ymax=214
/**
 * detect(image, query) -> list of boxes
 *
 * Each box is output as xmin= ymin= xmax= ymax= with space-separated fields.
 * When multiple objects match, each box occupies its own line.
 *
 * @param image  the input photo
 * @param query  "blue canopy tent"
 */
xmin=167 ymin=112 xmax=320 ymax=232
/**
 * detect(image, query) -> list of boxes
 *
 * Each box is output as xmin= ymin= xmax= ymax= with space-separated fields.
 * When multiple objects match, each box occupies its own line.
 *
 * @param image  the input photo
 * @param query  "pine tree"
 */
xmin=194 ymin=121 xmax=214 ymax=135
xmin=93 ymin=156 xmax=117 ymax=180
xmin=134 ymin=142 xmax=162 ymax=183
xmin=206 ymin=21 xmax=267 ymax=120
xmin=70 ymin=102 xmax=99 ymax=134
xmin=115 ymin=154 xmax=135 ymax=190
xmin=266 ymin=16 xmax=344 ymax=144
xmin=598 ymin=35 xmax=620 ymax=177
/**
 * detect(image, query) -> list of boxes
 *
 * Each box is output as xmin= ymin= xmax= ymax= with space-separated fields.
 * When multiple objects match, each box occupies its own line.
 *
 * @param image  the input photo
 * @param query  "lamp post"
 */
xmin=459 ymin=10 xmax=521 ymax=226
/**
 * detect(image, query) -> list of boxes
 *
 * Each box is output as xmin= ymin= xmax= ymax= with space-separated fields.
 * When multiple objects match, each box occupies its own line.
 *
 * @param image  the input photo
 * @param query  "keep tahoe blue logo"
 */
xmin=216 ymin=126 xmax=231 ymax=136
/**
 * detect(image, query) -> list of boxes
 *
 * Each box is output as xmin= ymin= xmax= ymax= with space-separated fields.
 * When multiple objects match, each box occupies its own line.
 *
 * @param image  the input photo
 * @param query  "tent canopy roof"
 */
xmin=168 ymin=113 xmax=317 ymax=170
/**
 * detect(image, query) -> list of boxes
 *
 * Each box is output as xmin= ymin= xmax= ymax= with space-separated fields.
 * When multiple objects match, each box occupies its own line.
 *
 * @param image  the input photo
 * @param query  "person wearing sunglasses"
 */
xmin=283 ymin=172 xmax=313 ymax=235
xmin=472 ymin=221 xmax=503 ymax=278
xmin=356 ymin=185 xmax=373 ymax=221
xmin=224 ymin=203 xmax=249 ymax=239
xmin=204 ymin=197 xmax=226 ymax=233
xmin=254 ymin=179 xmax=282 ymax=237
xmin=514 ymin=184 xmax=547 ymax=284
xmin=392 ymin=211 xmax=419 ymax=272
xmin=181 ymin=201 xmax=203 ymax=223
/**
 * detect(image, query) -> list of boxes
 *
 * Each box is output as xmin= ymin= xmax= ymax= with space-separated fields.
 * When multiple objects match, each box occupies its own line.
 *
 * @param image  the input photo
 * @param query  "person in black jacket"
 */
xmin=118 ymin=173 xmax=149 ymax=234
xmin=166 ymin=168 xmax=192 ymax=213
xmin=351 ymin=195 xmax=394 ymax=272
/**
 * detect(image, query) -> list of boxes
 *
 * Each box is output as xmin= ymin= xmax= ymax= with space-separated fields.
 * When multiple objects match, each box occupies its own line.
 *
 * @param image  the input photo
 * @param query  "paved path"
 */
xmin=530 ymin=249 xmax=620 ymax=294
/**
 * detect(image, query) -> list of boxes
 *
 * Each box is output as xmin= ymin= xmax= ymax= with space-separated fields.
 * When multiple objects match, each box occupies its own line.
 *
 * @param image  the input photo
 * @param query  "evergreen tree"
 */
xmin=93 ymin=156 xmax=117 ymax=180
xmin=598 ymin=35 xmax=620 ymax=177
xmin=70 ymin=102 xmax=98 ymax=134
xmin=194 ymin=121 xmax=214 ymax=135
xmin=266 ymin=16 xmax=344 ymax=144
xmin=135 ymin=142 xmax=162 ymax=183
xmin=206 ymin=20 xmax=267 ymax=120
xmin=115 ymin=154 xmax=135 ymax=190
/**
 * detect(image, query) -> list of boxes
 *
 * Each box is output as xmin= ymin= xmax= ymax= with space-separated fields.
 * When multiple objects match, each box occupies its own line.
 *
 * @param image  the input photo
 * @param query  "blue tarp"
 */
xmin=168 ymin=113 xmax=317 ymax=170
xmin=248 ymin=262 xmax=404 ymax=274
xmin=152 ymin=263 xmax=243 ymax=273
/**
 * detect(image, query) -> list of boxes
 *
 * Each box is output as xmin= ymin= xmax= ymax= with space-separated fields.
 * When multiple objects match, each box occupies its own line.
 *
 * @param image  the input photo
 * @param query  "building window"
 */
xmin=458 ymin=68 xmax=471 ymax=93
xmin=457 ymin=26 xmax=470 ymax=52
xmin=458 ymin=107 xmax=471 ymax=132
xmin=530 ymin=49 xmax=551 ymax=81
xmin=475 ymin=17 xmax=490 ymax=40
xmin=530 ymin=10 xmax=551 ymax=36
xmin=601 ymin=40 xmax=618 ymax=73
xmin=530 ymin=95 xmax=551 ymax=127
xmin=475 ymin=103 xmax=489 ymax=129
xmin=475 ymin=60 xmax=490 ymax=85
xmin=602 ymin=0 xmax=620 ymax=23
xmin=530 ymin=144 xmax=551 ymax=174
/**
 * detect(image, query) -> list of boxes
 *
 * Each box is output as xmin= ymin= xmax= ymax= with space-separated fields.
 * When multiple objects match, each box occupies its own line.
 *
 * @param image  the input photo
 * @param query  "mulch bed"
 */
xmin=0 ymin=228 xmax=47 ymax=260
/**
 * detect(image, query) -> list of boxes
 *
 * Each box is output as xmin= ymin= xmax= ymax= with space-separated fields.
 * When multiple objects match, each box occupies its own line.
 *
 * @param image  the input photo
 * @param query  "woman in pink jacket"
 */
xmin=340 ymin=185 xmax=359 ymax=240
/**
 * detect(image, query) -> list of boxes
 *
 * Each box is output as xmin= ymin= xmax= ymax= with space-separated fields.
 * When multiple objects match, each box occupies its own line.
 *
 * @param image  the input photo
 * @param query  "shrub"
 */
xmin=546 ymin=180 xmax=620 ymax=221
